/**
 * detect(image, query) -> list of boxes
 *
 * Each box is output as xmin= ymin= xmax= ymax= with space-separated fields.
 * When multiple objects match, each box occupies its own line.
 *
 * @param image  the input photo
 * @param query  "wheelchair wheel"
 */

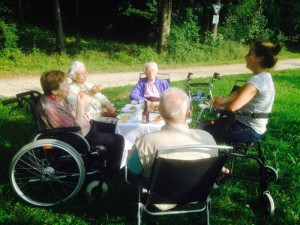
xmin=9 ymin=139 xmax=85 ymax=207
xmin=264 ymin=165 xmax=278 ymax=182
xmin=86 ymin=180 xmax=108 ymax=198
xmin=262 ymin=191 xmax=275 ymax=216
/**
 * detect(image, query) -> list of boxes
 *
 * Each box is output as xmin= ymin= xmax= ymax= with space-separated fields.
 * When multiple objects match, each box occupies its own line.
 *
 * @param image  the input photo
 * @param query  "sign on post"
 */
xmin=212 ymin=4 xmax=223 ymax=15
xmin=212 ymin=15 xmax=219 ymax=24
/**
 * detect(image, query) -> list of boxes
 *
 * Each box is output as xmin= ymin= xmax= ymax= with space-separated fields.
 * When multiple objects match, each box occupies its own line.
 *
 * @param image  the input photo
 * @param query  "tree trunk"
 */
xmin=75 ymin=0 xmax=80 ymax=34
xmin=157 ymin=0 xmax=172 ymax=54
xmin=53 ymin=0 xmax=65 ymax=52
xmin=17 ymin=0 xmax=24 ymax=23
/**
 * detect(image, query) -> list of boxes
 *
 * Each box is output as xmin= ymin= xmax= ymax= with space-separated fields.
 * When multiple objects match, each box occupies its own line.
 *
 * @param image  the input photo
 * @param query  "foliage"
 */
xmin=261 ymin=0 xmax=300 ymax=42
xmin=0 ymin=69 xmax=300 ymax=224
xmin=0 ymin=19 xmax=19 ymax=53
xmin=0 ymin=34 xmax=299 ymax=77
xmin=167 ymin=21 xmax=201 ymax=62
xmin=1 ymin=0 xmax=300 ymax=50
xmin=119 ymin=0 xmax=158 ymax=25
xmin=219 ymin=0 xmax=273 ymax=43
xmin=19 ymin=25 xmax=55 ymax=53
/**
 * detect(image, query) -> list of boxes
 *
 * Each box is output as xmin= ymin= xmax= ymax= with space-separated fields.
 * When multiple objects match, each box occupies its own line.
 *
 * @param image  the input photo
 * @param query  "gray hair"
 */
xmin=68 ymin=61 xmax=86 ymax=80
xmin=143 ymin=62 xmax=158 ymax=73
xmin=160 ymin=87 xmax=190 ymax=122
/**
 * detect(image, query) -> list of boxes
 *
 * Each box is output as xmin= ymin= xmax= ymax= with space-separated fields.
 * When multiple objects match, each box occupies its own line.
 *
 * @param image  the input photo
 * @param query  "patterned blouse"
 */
xmin=38 ymin=95 xmax=91 ymax=136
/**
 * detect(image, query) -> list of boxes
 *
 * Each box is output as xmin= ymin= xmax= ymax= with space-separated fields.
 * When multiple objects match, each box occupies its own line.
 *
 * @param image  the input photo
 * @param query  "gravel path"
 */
xmin=1 ymin=58 xmax=299 ymax=98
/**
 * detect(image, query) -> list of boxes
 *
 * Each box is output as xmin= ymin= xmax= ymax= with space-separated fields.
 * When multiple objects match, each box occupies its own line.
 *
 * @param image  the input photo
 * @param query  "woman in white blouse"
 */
xmin=66 ymin=61 xmax=117 ymax=131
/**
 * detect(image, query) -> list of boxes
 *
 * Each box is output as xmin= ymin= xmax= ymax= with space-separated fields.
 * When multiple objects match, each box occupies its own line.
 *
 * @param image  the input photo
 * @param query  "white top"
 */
xmin=236 ymin=72 xmax=275 ymax=134
xmin=66 ymin=81 xmax=111 ymax=121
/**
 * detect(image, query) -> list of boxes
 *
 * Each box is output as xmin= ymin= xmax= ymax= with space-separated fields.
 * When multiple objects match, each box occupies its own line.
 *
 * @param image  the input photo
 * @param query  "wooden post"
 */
xmin=212 ymin=0 xmax=222 ymax=41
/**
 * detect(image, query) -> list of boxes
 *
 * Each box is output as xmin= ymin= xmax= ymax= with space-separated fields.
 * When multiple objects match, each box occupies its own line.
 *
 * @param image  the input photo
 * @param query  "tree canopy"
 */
xmin=0 ymin=0 xmax=299 ymax=54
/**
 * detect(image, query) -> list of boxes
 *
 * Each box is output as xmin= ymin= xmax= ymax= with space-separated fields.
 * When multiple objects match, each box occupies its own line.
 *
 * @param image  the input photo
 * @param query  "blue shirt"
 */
xmin=127 ymin=148 xmax=143 ymax=174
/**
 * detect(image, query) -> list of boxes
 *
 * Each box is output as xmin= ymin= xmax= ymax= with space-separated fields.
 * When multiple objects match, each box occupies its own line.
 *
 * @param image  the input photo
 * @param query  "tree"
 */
xmin=17 ymin=0 xmax=24 ymax=23
xmin=53 ymin=0 xmax=64 ymax=52
xmin=157 ymin=0 xmax=172 ymax=53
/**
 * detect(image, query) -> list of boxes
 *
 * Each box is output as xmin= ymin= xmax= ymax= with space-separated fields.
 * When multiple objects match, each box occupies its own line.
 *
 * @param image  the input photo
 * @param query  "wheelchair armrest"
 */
xmin=39 ymin=126 xmax=81 ymax=136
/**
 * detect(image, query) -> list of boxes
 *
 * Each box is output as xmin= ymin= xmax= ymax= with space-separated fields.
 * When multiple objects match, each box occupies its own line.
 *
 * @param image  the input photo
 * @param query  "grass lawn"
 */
xmin=0 ymin=69 xmax=299 ymax=224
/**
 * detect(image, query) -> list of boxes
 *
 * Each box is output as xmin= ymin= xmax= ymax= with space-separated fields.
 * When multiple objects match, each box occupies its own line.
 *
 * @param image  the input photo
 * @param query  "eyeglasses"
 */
xmin=76 ymin=71 xmax=88 ymax=76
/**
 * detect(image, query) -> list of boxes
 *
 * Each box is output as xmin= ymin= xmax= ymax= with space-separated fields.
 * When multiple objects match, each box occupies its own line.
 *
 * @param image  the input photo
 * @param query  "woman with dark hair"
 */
xmin=38 ymin=70 xmax=124 ymax=171
xmin=204 ymin=40 xmax=283 ymax=144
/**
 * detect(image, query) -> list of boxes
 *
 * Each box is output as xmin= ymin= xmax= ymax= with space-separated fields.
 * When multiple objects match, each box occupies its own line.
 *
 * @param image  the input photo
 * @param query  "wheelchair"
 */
xmin=2 ymin=91 xmax=109 ymax=207
xmin=215 ymin=111 xmax=278 ymax=216
xmin=194 ymin=79 xmax=278 ymax=216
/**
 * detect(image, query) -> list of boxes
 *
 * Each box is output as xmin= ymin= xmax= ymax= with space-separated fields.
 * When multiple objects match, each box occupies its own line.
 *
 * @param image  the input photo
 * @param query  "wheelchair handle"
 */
xmin=2 ymin=98 xmax=19 ymax=105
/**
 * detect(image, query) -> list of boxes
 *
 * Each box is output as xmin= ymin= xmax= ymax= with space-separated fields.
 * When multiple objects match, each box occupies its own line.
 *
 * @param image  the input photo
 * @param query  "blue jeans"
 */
xmin=204 ymin=117 xmax=262 ymax=145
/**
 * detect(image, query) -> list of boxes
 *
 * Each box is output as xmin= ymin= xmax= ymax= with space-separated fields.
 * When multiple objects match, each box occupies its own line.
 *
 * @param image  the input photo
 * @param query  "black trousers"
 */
xmin=85 ymin=120 xmax=125 ymax=170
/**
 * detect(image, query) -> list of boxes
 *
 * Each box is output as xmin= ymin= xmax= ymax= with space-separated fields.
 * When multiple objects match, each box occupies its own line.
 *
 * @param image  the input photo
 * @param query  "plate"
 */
xmin=151 ymin=115 xmax=164 ymax=124
xmin=151 ymin=119 xmax=164 ymax=124
xmin=121 ymin=109 xmax=137 ymax=113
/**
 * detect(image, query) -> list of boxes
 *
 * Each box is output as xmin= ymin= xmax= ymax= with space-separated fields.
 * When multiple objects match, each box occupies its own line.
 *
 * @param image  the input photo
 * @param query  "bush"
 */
xmin=220 ymin=1 xmax=273 ymax=43
xmin=0 ymin=19 xmax=19 ymax=54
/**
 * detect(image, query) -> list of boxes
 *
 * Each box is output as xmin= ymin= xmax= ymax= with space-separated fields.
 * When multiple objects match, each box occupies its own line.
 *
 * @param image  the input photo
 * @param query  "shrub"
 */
xmin=0 ymin=19 xmax=19 ymax=54
xmin=220 ymin=1 xmax=273 ymax=43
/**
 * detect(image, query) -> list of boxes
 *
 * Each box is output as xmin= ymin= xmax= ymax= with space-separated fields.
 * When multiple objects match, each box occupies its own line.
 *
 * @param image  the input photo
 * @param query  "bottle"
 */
xmin=142 ymin=100 xmax=150 ymax=124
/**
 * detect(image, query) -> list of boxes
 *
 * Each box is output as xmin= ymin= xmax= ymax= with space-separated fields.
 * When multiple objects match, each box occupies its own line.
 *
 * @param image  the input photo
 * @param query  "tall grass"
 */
xmin=1 ymin=35 xmax=299 ymax=77
xmin=0 ymin=69 xmax=299 ymax=224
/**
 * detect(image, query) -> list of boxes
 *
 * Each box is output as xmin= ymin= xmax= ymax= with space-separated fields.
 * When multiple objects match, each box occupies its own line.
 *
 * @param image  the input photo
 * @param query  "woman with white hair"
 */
xmin=129 ymin=62 xmax=169 ymax=101
xmin=66 ymin=61 xmax=118 ymax=130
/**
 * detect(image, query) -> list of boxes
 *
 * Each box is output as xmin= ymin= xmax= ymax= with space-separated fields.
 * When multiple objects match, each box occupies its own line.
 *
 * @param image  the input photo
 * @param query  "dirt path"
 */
xmin=1 ymin=58 xmax=299 ymax=98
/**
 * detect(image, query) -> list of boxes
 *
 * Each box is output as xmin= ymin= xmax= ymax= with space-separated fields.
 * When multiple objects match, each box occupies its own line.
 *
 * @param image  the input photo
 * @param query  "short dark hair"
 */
xmin=253 ymin=40 xmax=283 ymax=69
xmin=40 ymin=70 xmax=67 ymax=95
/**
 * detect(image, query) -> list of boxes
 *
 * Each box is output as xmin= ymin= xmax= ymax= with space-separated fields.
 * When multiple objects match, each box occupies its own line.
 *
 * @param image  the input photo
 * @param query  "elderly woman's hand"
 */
xmin=87 ymin=84 xmax=102 ymax=96
xmin=102 ymin=102 xmax=116 ymax=113
xmin=77 ymin=91 xmax=89 ymax=109
xmin=101 ymin=111 xmax=117 ymax=118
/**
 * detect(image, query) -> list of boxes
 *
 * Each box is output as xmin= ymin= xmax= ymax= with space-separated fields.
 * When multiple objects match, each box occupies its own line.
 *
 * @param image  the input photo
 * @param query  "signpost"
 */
xmin=212 ymin=3 xmax=223 ymax=41
xmin=212 ymin=4 xmax=222 ymax=15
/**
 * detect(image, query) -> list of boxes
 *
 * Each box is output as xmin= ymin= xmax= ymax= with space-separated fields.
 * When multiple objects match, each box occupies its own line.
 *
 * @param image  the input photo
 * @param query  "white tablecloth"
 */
xmin=116 ymin=104 xmax=164 ymax=167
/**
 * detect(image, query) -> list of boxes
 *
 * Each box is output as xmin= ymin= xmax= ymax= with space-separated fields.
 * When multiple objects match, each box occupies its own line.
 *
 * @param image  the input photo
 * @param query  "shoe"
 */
xmin=216 ymin=167 xmax=230 ymax=183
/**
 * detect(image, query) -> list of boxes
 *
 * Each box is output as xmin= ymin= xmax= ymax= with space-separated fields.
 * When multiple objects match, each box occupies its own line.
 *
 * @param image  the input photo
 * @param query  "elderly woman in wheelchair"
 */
xmin=6 ymin=70 xmax=125 ymax=206
xmin=38 ymin=70 xmax=125 ymax=173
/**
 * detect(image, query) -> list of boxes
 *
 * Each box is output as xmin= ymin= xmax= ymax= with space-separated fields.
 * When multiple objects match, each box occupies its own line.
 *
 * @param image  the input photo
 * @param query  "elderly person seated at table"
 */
xmin=127 ymin=87 xmax=228 ymax=179
xmin=129 ymin=62 xmax=169 ymax=101
xmin=127 ymin=87 xmax=229 ymax=210
xmin=66 ymin=61 xmax=118 ymax=130
xmin=38 ymin=70 xmax=125 ymax=171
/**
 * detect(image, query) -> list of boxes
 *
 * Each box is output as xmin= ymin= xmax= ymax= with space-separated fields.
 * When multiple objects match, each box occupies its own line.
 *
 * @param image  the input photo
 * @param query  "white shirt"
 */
xmin=236 ymin=72 xmax=275 ymax=134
